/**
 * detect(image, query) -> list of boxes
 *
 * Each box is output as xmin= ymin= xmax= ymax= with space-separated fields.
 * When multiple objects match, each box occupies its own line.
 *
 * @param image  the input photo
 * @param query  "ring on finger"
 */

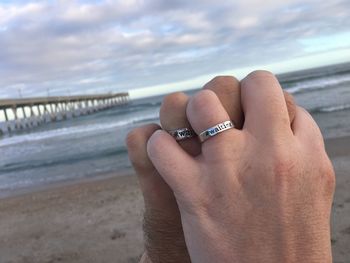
xmin=168 ymin=127 xmax=196 ymax=141
xmin=199 ymin=121 xmax=234 ymax=143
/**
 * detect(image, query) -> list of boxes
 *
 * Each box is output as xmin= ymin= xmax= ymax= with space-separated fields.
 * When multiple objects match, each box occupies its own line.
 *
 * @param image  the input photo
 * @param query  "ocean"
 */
xmin=1 ymin=62 xmax=350 ymax=196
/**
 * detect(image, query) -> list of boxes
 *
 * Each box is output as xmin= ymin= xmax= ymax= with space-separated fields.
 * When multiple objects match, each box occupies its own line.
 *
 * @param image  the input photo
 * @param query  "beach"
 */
xmin=0 ymin=174 xmax=145 ymax=263
xmin=0 ymin=63 xmax=350 ymax=262
xmin=0 ymin=0 xmax=349 ymax=260
xmin=0 ymin=136 xmax=349 ymax=263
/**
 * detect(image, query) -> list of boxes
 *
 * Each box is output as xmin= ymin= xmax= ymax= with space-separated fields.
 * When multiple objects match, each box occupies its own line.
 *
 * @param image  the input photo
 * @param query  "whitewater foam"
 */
xmin=284 ymin=73 xmax=350 ymax=94
xmin=317 ymin=104 xmax=350 ymax=113
xmin=0 ymin=112 xmax=159 ymax=147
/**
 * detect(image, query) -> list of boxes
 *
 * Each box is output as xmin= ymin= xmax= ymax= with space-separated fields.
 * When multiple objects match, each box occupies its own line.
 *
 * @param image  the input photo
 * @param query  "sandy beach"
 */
xmin=0 ymin=136 xmax=349 ymax=263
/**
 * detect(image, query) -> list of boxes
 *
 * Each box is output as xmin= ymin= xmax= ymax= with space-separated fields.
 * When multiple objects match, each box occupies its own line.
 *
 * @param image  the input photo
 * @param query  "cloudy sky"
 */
xmin=0 ymin=0 xmax=349 ymax=99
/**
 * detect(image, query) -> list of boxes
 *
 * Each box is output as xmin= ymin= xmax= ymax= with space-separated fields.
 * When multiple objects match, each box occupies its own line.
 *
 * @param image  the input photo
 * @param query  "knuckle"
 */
xmin=206 ymin=75 xmax=239 ymax=89
xmin=204 ymin=75 xmax=243 ymax=127
xmin=161 ymin=92 xmax=187 ymax=111
xmin=126 ymin=128 xmax=143 ymax=152
xmin=126 ymin=128 xmax=151 ymax=170
xmin=159 ymin=92 xmax=188 ymax=128
xmin=125 ymin=128 xmax=145 ymax=158
xmin=247 ymin=70 xmax=276 ymax=80
xmin=126 ymin=124 xmax=159 ymax=153
xmin=127 ymin=126 xmax=160 ymax=171
xmin=189 ymin=89 xmax=216 ymax=112
xmin=242 ymin=70 xmax=277 ymax=87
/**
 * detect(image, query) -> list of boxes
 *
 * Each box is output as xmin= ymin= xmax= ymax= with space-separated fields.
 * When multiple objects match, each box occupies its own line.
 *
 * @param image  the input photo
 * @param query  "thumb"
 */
xmin=147 ymin=129 xmax=199 ymax=195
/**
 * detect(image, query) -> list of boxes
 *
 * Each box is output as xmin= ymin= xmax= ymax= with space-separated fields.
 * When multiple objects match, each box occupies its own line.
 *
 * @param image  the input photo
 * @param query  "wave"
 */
xmin=0 ymin=111 xmax=159 ymax=147
xmin=101 ymin=101 xmax=162 ymax=117
xmin=283 ymin=74 xmax=350 ymax=95
xmin=309 ymin=103 xmax=350 ymax=114
xmin=129 ymin=101 xmax=162 ymax=108
xmin=0 ymin=146 xmax=127 ymax=174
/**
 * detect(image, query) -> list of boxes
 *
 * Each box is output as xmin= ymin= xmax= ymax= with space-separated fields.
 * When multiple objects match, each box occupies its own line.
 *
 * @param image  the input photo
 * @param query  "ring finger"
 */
xmin=161 ymin=76 xmax=296 ymax=150
xmin=160 ymin=76 xmax=244 ymax=154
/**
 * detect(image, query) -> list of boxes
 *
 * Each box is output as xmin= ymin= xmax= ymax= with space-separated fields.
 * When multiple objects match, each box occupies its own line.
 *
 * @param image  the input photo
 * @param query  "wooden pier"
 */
xmin=0 ymin=93 xmax=129 ymax=134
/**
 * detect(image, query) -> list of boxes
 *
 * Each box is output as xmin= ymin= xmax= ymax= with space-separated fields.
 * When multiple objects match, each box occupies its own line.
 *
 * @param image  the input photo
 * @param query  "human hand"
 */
xmin=146 ymin=71 xmax=335 ymax=263
xmin=127 ymin=75 xmax=296 ymax=263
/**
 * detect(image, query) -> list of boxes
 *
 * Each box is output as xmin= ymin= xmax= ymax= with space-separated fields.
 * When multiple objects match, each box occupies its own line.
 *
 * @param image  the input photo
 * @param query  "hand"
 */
xmin=127 ymin=75 xmax=297 ymax=262
xmin=146 ymin=71 xmax=335 ymax=263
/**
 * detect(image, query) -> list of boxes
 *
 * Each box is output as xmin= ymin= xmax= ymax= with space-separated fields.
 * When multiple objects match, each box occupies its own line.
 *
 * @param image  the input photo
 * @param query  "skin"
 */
xmin=127 ymin=75 xmax=297 ymax=263
xmin=145 ymin=71 xmax=335 ymax=262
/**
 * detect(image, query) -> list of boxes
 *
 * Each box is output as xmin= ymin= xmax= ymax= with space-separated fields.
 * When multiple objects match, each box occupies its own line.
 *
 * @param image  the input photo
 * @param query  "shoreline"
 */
xmin=0 ymin=136 xmax=349 ymax=262
xmin=0 ymin=169 xmax=134 ymax=200
xmin=1 ymin=135 xmax=349 ymax=200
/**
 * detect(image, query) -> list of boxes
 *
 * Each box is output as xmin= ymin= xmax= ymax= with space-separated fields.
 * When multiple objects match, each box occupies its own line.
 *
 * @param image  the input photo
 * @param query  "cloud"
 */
xmin=0 ymin=0 xmax=349 ymax=98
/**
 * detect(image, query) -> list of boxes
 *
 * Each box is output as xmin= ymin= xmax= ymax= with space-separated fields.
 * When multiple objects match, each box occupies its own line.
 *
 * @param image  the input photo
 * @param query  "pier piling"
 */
xmin=0 ymin=93 xmax=129 ymax=134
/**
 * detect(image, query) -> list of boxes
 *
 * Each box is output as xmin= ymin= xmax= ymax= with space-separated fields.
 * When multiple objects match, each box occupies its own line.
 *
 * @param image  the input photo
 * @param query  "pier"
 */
xmin=0 ymin=93 xmax=129 ymax=134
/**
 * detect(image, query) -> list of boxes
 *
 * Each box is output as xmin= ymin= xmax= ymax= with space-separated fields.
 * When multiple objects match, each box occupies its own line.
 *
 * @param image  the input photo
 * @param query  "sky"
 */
xmin=0 ymin=0 xmax=349 ymax=99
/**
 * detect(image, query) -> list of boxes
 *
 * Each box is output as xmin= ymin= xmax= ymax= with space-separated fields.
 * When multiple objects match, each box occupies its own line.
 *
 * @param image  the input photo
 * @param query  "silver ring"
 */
xmin=168 ymin=128 xmax=196 ymax=141
xmin=199 ymin=121 xmax=234 ymax=142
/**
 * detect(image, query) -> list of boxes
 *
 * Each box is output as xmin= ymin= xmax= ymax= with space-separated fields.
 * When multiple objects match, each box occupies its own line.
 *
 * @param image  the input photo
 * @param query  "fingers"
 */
xmin=160 ymin=92 xmax=201 ymax=156
xmin=147 ymin=130 xmax=199 ymax=195
xmin=203 ymin=76 xmax=244 ymax=129
xmin=126 ymin=124 xmax=174 ymax=205
xmin=160 ymin=76 xmax=296 ymax=153
xmin=292 ymin=106 xmax=325 ymax=151
xmin=126 ymin=123 xmax=160 ymax=174
xmin=186 ymin=90 xmax=233 ymax=134
xmin=186 ymin=90 xmax=242 ymax=157
xmin=159 ymin=77 xmax=244 ymax=157
xmin=241 ymin=71 xmax=293 ymax=139
xmin=203 ymin=76 xmax=296 ymax=129
xmin=127 ymin=125 xmax=191 ymax=263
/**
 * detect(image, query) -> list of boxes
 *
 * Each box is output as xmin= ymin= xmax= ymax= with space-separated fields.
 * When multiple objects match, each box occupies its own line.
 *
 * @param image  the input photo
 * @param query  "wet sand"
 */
xmin=0 ymin=136 xmax=349 ymax=263
xmin=0 ymin=175 xmax=145 ymax=263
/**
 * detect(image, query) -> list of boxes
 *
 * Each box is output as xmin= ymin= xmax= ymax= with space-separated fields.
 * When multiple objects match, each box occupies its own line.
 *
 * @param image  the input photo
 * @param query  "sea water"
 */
xmin=0 ymin=62 xmax=350 ymax=195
